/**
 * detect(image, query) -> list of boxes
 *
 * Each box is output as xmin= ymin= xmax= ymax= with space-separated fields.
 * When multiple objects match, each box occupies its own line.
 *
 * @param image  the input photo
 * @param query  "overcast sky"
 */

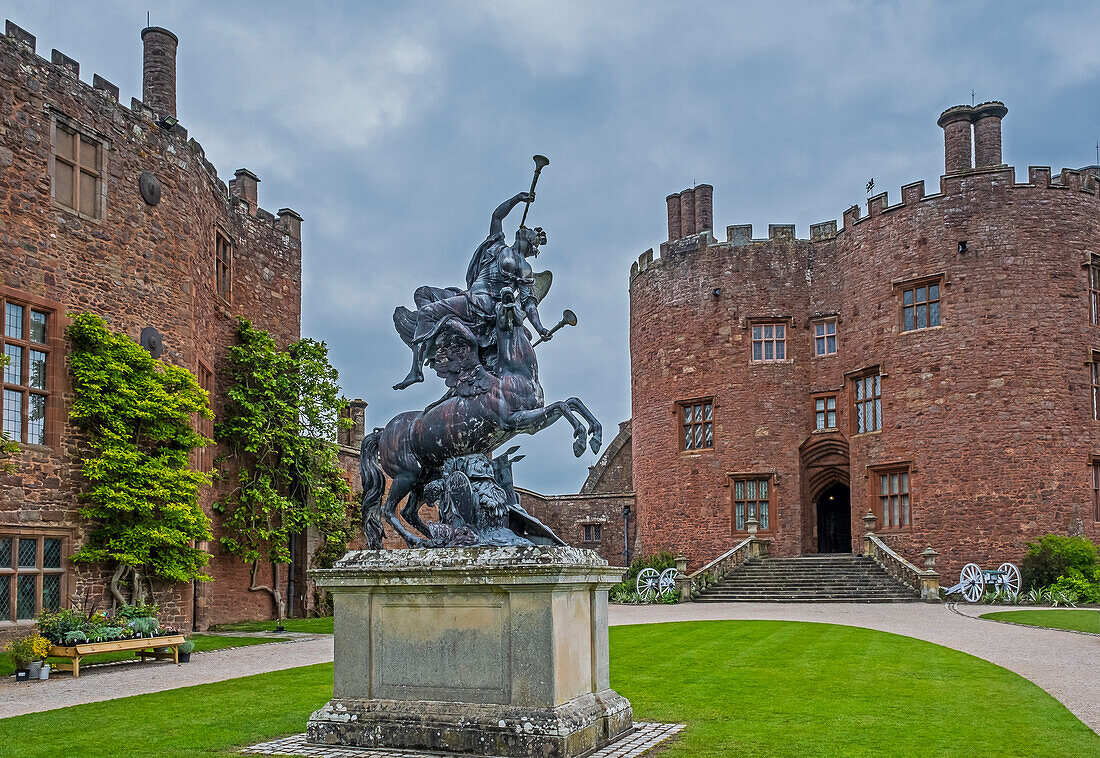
xmin=14 ymin=1 xmax=1100 ymax=492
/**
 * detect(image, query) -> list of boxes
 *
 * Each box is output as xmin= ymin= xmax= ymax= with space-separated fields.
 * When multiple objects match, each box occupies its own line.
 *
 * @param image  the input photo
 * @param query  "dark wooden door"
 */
xmin=816 ymin=484 xmax=852 ymax=553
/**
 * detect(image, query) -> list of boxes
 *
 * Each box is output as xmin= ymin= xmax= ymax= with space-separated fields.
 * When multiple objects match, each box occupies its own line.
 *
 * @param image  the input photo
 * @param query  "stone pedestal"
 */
xmin=306 ymin=546 xmax=633 ymax=757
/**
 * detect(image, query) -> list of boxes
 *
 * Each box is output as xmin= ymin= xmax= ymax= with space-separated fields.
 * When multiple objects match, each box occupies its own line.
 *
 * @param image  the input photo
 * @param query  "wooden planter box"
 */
xmin=49 ymin=634 xmax=186 ymax=677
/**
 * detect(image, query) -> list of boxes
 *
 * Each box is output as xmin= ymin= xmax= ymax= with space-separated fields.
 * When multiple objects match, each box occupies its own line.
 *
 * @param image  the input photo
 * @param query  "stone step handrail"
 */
xmin=863 ymin=531 xmax=940 ymax=602
xmin=677 ymin=532 xmax=771 ymax=600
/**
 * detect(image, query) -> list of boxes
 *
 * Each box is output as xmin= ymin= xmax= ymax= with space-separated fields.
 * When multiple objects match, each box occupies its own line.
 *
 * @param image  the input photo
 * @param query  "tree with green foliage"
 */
xmin=67 ymin=313 xmax=213 ymax=606
xmin=216 ymin=319 xmax=353 ymax=620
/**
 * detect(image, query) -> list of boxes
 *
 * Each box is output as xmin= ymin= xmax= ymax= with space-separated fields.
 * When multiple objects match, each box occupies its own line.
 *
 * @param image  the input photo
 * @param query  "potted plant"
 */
xmin=4 ymin=634 xmax=49 ymax=680
xmin=178 ymin=638 xmax=195 ymax=663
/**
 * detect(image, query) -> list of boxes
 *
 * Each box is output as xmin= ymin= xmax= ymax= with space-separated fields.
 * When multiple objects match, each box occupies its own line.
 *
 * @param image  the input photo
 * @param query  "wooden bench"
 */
xmin=49 ymin=634 xmax=186 ymax=678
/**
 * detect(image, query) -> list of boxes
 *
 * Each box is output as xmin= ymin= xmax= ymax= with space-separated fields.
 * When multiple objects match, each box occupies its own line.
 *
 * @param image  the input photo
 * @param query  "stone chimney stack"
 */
xmin=666 ymin=194 xmax=682 ymax=241
xmin=973 ymin=101 xmax=1008 ymax=168
xmin=338 ymin=399 xmax=369 ymax=448
xmin=141 ymin=26 xmax=178 ymax=119
xmin=937 ymin=105 xmax=973 ymax=174
xmin=694 ymin=184 xmax=713 ymax=234
xmin=229 ymin=168 xmax=260 ymax=213
xmin=678 ymin=187 xmax=696 ymax=237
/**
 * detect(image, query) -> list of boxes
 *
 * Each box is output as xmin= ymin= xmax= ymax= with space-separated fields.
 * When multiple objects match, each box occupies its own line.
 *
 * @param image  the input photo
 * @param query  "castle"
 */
xmin=630 ymin=102 xmax=1100 ymax=579
xmin=0 ymin=20 xmax=365 ymax=637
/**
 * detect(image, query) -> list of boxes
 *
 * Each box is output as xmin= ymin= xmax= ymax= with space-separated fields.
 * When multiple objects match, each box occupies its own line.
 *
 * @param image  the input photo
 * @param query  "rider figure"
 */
xmin=394 ymin=191 xmax=553 ymax=390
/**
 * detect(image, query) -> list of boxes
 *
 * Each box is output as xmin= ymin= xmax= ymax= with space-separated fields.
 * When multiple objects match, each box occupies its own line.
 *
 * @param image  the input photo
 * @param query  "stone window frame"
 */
xmin=676 ymin=397 xmax=714 ymax=452
xmin=49 ymin=111 xmax=108 ymax=223
xmin=894 ymin=274 xmax=944 ymax=334
xmin=1090 ymin=261 xmax=1100 ymax=326
xmin=748 ymin=319 xmax=790 ymax=363
xmin=728 ymin=473 xmax=775 ymax=534
xmin=869 ymin=463 xmax=913 ymax=532
xmin=812 ymin=317 xmax=838 ymax=357
xmin=0 ymin=287 xmax=65 ymax=450
xmin=195 ymin=358 xmax=215 ymax=473
xmin=847 ymin=366 xmax=883 ymax=436
xmin=0 ymin=526 xmax=73 ymax=627
xmin=1091 ymin=456 xmax=1100 ymax=522
xmin=812 ymin=392 xmax=839 ymax=431
xmin=581 ymin=523 xmax=603 ymax=544
xmin=215 ymin=228 xmax=234 ymax=304
xmin=1091 ymin=352 xmax=1100 ymax=422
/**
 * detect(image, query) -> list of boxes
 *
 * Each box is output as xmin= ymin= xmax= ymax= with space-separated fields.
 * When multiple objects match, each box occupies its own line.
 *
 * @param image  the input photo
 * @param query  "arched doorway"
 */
xmin=816 ymin=483 xmax=852 ymax=553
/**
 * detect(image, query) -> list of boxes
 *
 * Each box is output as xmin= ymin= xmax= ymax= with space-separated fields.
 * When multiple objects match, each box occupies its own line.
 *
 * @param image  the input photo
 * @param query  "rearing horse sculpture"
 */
xmin=360 ymin=293 xmax=602 ymax=548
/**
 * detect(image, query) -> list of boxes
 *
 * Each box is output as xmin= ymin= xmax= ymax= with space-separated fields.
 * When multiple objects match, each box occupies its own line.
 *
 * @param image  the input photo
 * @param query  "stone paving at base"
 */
xmin=241 ymin=722 xmax=685 ymax=758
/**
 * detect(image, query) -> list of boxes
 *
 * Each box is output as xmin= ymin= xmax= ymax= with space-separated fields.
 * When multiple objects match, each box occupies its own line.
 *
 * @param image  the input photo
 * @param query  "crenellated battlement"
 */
xmin=2 ymin=19 xmax=302 ymax=242
xmin=636 ymin=100 xmax=1100 ymax=285
xmin=638 ymin=100 xmax=1100 ymax=284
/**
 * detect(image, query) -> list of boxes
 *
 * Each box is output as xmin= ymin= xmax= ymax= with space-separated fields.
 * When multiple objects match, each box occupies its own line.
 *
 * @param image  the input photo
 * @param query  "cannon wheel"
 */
xmin=960 ymin=562 xmax=985 ymax=603
xmin=998 ymin=562 xmax=1021 ymax=597
xmin=636 ymin=568 xmax=660 ymax=599
xmin=658 ymin=567 xmax=678 ymax=597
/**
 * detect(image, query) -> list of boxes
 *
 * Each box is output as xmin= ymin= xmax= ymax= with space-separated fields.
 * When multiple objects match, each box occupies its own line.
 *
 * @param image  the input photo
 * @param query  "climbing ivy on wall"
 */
xmin=67 ymin=313 xmax=213 ymax=606
xmin=215 ymin=318 xmax=353 ymax=619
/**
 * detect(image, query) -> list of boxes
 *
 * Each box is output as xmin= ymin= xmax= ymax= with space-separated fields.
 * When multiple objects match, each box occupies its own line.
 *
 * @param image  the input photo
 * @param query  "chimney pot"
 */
xmin=229 ymin=168 xmax=260 ymax=213
xmin=937 ymin=105 xmax=974 ymax=174
xmin=666 ymin=194 xmax=682 ymax=241
xmin=694 ymin=184 xmax=713 ymax=234
xmin=973 ymin=101 xmax=1008 ymax=168
xmin=277 ymin=208 xmax=303 ymax=240
xmin=679 ymin=188 xmax=696 ymax=237
xmin=141 ymin=26 xmax=178 ymax=119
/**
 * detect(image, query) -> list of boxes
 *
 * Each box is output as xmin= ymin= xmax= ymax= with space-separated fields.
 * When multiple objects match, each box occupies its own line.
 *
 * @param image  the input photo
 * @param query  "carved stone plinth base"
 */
xmin=306 ymin=546 xmax=633 ymax=758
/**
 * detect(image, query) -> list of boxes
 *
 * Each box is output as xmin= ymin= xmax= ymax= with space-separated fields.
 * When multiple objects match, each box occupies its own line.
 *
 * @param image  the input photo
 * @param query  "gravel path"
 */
xmin=608 ymin=602 xmax=1100 ymax=734
xmin=0 ymin=634 xmax=333 ymax=719
xmin=2 ymin=604 xmax=1096 ymax=735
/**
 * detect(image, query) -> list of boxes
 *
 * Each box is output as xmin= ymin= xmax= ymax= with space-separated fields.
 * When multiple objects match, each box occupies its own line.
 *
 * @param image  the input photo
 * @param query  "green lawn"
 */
xmin=980 ymin=609 xmax=1100 ymax=634
xmin=0 ymin=620 xmax=1096 ymax=758
xmin=210 ymin=616 xmax=334 ymax=634
xmin=0 ymin=633 xmax=284 ymax=678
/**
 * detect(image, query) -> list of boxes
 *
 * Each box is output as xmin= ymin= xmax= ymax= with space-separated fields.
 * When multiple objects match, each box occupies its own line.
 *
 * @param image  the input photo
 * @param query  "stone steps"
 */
xmin=695 ymin=554 xmax=920 ymax=603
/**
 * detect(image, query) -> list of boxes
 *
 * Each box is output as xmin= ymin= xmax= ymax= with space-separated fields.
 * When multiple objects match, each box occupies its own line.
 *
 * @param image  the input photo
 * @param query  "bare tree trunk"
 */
xmin=248 ymin=560 xmax=286 ymax=621
xmin=109 ymin=563 xmax=128 ymax=607
xmin=132 ymin=567 xmax=146 ymax=605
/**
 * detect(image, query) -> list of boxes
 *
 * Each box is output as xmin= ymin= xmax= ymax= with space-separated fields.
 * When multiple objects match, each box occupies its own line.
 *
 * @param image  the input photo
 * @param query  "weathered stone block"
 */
xmin=306 ymin=546 xmax=633 ymax=757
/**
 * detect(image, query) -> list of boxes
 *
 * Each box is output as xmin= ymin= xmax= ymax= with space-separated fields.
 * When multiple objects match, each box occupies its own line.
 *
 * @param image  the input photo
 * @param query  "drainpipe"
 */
xmin=621 ymin=505 xmax=632 ymax=565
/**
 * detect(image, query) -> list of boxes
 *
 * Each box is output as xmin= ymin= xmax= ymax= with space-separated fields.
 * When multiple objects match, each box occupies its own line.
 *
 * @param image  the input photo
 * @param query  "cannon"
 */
xmin=635 ymin=567 xmax=679 ymax=599
xmin=943 ymin=562 xmax=1020 ymax=602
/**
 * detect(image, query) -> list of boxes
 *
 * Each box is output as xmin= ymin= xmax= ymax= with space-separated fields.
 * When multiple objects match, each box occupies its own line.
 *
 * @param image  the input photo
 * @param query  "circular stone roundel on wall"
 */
xmin=139 ymin=172 xmax=162 ymax=205
xmin=140 ymin=326 xmax=164 ymax=358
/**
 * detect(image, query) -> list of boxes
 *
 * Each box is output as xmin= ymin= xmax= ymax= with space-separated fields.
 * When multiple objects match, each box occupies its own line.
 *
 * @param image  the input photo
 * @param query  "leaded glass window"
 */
xmin=878 ymin=471 xmax=911 ymax=529
xmin=815 ymin=396 xmax=837 ymax=430
xmin=680 ymin=400 xmax=714 ymax=451
xmin=1 ymin=294 xmax=53 ymax=446
xmin=0 ymin=533 xmax=67 ymax=622
xmin=733 ymin=478 xmax=770 ymax=531
xmin=853 ymin=373 xmax=882 ymax=434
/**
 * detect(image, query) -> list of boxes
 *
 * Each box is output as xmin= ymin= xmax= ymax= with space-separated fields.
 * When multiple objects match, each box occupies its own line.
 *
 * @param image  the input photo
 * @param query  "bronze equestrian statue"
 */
xmin=360 ymin=158 xmax=600 ymax=549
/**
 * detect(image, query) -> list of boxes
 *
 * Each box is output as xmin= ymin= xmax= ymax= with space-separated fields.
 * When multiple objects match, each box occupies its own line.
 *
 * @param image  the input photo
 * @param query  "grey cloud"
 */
xmin=13 ymin=0 xmax=1100 ymax=493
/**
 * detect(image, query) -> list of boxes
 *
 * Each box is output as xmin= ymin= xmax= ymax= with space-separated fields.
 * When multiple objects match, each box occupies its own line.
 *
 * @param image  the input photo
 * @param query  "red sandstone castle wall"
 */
xmin=516 ymin=421 xmax=637 ymax=567
xmin=631 ymin=123 xmax=1100 ymax=580
xmin=0 ymin=23 xmax=304 ymax=635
